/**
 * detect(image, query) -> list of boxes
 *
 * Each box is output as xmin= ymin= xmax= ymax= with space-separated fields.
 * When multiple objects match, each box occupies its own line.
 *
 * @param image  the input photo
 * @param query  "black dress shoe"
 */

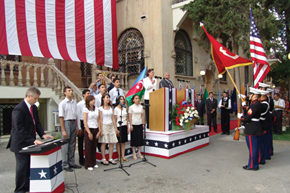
xmin=70 ymin=164 xmax=82 ymax=169
xmin=259 ymin=162 xmax=266 ymax=165
xmin=79 ymin=162 xmax=85 ymax=166
xmin=242 ymin=165 xmax=258 ymax=171
xmin=63 ymin=167 xmax=73 ymax=172
xmin=226 ymin=132 xmax=230 ymax=135
xmin=265 ymin=157 xmax=271 ymax=160
xmin=221 ymin=133 xmax=226 ymax=135
xmin=214 ymin=130 xmax=218 ymax=133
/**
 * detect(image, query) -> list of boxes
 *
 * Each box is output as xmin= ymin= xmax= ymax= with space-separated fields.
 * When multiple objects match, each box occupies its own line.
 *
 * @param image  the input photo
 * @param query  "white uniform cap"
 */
xmin=249 ymin=87 xmax=260 ymax=95
xmin=266 ymin=88 xmax=273 ymax=92
xmin=258 ymin=82 xmax=270 ymax=88
xmin=259 ymin=90 xmax=269 ymax=95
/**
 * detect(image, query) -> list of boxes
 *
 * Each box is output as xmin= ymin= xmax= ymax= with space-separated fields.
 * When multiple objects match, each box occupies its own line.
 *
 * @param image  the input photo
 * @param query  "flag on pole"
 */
xmin=218 ymin=89 xmax=221 ymax=114
xmin=201 ymin=24 xmax=252 ymax=74
xmin=203 ymin=87 xmax=209 ymax=105
xmin=125 ymin=67 xmax=147 ymax=106
xmin=250 ymin=8 xmax=270 ymax=88
xmin=0 ymin=0 xmax=118 ymax=69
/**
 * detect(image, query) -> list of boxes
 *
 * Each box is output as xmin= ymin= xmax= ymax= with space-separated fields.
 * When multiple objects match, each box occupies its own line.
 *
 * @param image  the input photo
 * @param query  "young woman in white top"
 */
xmin=83 ymin=95 xmax=99 ymax=171
xmin=129 ymin=95 xmax=145 ymax=160
xmin=143 ymin=68 xmax=157 ymax=129
xmin=114 ymin=96 xmax=129 ymax=162
xmin=98 ymin=93 xmax=119 ymax=165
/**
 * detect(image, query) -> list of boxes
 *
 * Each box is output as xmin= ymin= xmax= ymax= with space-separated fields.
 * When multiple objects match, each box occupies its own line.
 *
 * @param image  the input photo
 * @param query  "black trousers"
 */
xmin=221 ymin=109 xmax=230 ymax=134
xmin=78 ymin=120 xmax=85 ymax=165
xmin=145 ymin=100 xmax=150 ymax=128
xmin=14 ymin=152 xmax=30 ymax=193
xmin=273 ymin=110 xmax=282 ymax=134
xmin=207 ymin=113 xmax=217 ymax=132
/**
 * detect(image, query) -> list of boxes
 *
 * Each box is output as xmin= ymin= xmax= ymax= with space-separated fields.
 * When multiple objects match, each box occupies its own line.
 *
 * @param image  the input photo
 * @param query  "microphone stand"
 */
xmin=104 ymin=105 xmax=130 ymax=176
xmin=129 ymin=104 xmax=156 ymax=167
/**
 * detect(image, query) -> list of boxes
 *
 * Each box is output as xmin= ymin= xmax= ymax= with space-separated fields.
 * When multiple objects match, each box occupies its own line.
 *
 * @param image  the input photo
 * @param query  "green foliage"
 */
xmin=182 ymin=0 xmax=281 ymax=56
xmin=268 ymin=56 xmax=290 ymax=86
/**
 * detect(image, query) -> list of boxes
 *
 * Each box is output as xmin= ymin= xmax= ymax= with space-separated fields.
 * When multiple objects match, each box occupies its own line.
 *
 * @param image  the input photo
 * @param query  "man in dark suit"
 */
xmin=195 ymin=95 xmax=205 ymax=125
xmin=6 ymin=87 xmax=53 ymax=193
xmin=206 ymin=92 xmax=218 ymax=132
xmin=159 ymin=72 xmax=174 ymax=88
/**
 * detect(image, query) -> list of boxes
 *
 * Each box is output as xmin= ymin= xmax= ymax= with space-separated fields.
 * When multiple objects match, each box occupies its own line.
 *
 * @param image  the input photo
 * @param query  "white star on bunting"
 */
xmin=178 ymin=141 xmax=181 ymax=145
xmin=38 ymin=170 xmax=47 ymax=179
xmin=146 ymin=141 xmax=149 ymax=145
xmin=184 ymin=139 xmax=187 ymax=143
xmin=53 ymin=166 xmax=57 ymax=175
xmin=172 ymin=142 xmax=175 ymax=147
xmin=164 ymin=143 xmax=168 ymax=148
xmin=154 ymin=142 xmax=158 ymax=146
xmin=190 ymin=138 xmax=192 ymax=141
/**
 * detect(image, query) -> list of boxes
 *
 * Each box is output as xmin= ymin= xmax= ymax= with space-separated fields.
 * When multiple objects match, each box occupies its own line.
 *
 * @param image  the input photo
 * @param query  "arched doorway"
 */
xmin=118 ymin=28 xmax=144 ymax=75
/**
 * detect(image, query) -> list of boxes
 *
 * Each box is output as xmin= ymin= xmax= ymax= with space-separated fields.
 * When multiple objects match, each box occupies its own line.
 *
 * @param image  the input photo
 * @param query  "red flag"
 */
xmin=201 ymin=25 xmax=252 ymax=74
xmin=250 ymin=8 xmax=270 ymax=88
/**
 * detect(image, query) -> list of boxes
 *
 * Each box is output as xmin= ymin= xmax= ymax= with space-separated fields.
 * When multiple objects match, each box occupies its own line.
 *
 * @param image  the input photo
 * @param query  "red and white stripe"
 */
xmin=251 ymin=36 xmax=270 ymax=88
xmin=0 ymin=0 xmax=118 ymax=69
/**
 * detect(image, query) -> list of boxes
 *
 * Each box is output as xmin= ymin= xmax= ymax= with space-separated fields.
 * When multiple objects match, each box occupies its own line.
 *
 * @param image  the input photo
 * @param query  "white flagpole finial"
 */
xmin=200 ymin=22 xmax=204 ymax=27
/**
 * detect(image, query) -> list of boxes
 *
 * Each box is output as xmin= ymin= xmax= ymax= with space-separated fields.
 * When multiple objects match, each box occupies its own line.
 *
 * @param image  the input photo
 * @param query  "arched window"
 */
xmin=118 ymin=28 xmax=144 ymax=75
xmin=174 ymin=30 xmax=193 ymax=76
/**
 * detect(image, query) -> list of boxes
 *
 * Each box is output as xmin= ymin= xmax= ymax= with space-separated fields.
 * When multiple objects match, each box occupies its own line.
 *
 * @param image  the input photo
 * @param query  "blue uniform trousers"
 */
xmin=258 ymin=133 xmax=267 ymax=163
xmin=269 ymin=126 xmax=274 ymax=156
xmin=245 ymin=135 xmax=260 ymax=169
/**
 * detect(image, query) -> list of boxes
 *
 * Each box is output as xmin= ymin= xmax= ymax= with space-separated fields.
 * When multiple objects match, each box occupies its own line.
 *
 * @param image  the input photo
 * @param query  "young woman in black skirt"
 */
xmin=128 ymin=95 xmax=144 ymax=160
xmin=114 ymin=96 xmax=129 ymax=162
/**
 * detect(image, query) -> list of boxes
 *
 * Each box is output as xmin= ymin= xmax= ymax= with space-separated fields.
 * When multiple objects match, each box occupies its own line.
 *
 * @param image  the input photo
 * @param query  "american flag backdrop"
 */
xmin=250 ymin=8 xmax=270 ymax=88
xmin=0 ymin=0 xmax=118 ymax=69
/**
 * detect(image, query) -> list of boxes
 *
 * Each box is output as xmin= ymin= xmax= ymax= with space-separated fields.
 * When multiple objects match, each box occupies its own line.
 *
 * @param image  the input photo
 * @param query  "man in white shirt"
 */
xmin=218 ymin=92 xmax=232 ymax=135
xmin=88 ymin=73 xmax=105 ymax=96
xmin=76 ymin=89 xmax=90 ymax=166
xmin=59 ymin=87 xmax=81 ymax=171
xmin=273 ymin=93 xmax=285 ymax=135
xmin=94 ymin=84 xmax=107 ymax=108
xmin=109 ymin=77 xmax=125 ymax=106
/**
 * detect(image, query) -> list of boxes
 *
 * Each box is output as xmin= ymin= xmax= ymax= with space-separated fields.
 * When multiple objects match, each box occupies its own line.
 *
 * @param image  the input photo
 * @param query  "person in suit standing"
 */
xmin=7 ymin=87 xmax=53 ymax=193
xmin=159 ymin=72 xmax=174 ymax=88
xmin=218 ymin=92 xmax=231 ymax=135
xmin=273 ymin=93 xmax=285 ymax=135
xmin=206 ymin=92 xmax=218 ymax=132
xmin=195 ymin=95 xmax=205 ymax=125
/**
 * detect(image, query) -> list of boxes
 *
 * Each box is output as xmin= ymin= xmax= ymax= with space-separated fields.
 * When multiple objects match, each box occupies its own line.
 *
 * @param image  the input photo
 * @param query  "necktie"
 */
xmin=199 ymin=100 xmax=201 ymax=104
xmin=30 ymin=106 xmax=36 ymax=133
xmin=117 ymin=88 xmax=120 ymax=96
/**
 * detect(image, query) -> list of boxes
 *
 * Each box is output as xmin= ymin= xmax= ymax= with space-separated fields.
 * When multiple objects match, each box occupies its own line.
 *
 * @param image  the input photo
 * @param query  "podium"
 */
xmin=145 ymin=88 xmax=209 ymax=158
xmin=20 ymin=139 xmax=69 ymax=193
xmin=149 ymin=88 xmax=196 ymax=132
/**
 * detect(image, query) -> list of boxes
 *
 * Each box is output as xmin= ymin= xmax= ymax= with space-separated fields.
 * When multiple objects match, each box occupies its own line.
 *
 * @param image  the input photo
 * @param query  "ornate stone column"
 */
xmin=1 ymin=63 xmax=6 ymax=85
xmin=9 ymin=63 xmax=15 ymax=86
xmin=18 ymin=64 xmax=23 ymax=86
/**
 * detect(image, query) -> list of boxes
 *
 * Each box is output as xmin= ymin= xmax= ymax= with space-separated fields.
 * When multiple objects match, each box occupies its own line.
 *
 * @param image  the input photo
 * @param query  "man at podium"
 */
xmin=7 ymin=87 xmax=53 ymax=193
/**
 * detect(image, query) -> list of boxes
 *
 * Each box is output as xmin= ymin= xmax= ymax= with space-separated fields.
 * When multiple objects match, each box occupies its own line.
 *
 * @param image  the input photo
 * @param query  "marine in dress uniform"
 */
xmin=267 ymin=88 xmax=275 ymax=157
xmin=258 ymin=89 xmax=271 ymax=165
xmin=239 ymin=87 xmax=263 ymax=171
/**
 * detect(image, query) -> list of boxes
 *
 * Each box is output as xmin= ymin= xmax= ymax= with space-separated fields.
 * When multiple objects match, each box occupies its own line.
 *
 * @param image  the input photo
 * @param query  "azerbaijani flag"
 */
xmin=125 ymin=67 xmax=147 ymax=106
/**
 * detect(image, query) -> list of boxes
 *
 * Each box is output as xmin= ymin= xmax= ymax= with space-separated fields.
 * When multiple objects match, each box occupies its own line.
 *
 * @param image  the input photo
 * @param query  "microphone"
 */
xmin=154 ymin=76 xmax=162 ymax=79
xmin=141 ymin=103 xmax=150 ymax=106
xmin=119 ymin=102 xmax=125 ymax=108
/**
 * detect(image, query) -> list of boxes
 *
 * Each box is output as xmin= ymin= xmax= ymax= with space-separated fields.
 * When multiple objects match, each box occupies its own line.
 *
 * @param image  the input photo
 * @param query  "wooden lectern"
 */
xmin=149 ymin=88 xmax=195 ymax=132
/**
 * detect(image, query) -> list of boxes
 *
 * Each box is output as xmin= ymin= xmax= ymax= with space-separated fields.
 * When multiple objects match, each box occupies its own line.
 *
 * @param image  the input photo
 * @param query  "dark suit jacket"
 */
xmin=159 ymin=79 xmax=174 ymax=88
xmin=7 ymin=100 xmax=45 ymax=153
xmin=195 ymin=100 xmax=205 ymax=116
xmin=107 ymin=82 xmax=114 ymax=92
xmin=206 ymin=98 xmax=217 ymax=116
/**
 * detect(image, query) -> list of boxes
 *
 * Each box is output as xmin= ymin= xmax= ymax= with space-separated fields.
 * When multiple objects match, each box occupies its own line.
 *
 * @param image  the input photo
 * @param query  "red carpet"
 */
xmin=209 ymin=119 xmax=238 ymax=136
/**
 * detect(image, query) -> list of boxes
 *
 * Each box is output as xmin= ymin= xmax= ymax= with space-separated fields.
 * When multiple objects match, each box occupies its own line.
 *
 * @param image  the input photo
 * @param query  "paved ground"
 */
xmin=1 ymin=131 xmax=290 ymax=193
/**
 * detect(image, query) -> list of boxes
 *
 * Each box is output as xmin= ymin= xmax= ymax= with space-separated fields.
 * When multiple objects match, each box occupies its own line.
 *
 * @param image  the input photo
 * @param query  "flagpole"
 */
xmin=226 ymin=69 xmax=241 ymax=96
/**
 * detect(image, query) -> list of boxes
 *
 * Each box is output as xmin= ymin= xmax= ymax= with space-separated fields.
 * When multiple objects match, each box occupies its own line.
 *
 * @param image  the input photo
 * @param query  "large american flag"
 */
xmin=0 ymin=0 xmax=118 ymax=69
xmin=250 ymin=8 xmax=270 ymax=88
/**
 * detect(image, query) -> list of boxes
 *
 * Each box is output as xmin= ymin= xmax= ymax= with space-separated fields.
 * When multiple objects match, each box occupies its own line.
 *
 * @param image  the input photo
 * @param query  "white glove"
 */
xmin=238 ymin=94 xmax=246 ymax=99
xmin=239 ymin=125 xmax=245 ymax=130
xmin=242 ymin=102 xmax=247 ymax=106
xmin=237 ymin=113 xmax=243 ymax=119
